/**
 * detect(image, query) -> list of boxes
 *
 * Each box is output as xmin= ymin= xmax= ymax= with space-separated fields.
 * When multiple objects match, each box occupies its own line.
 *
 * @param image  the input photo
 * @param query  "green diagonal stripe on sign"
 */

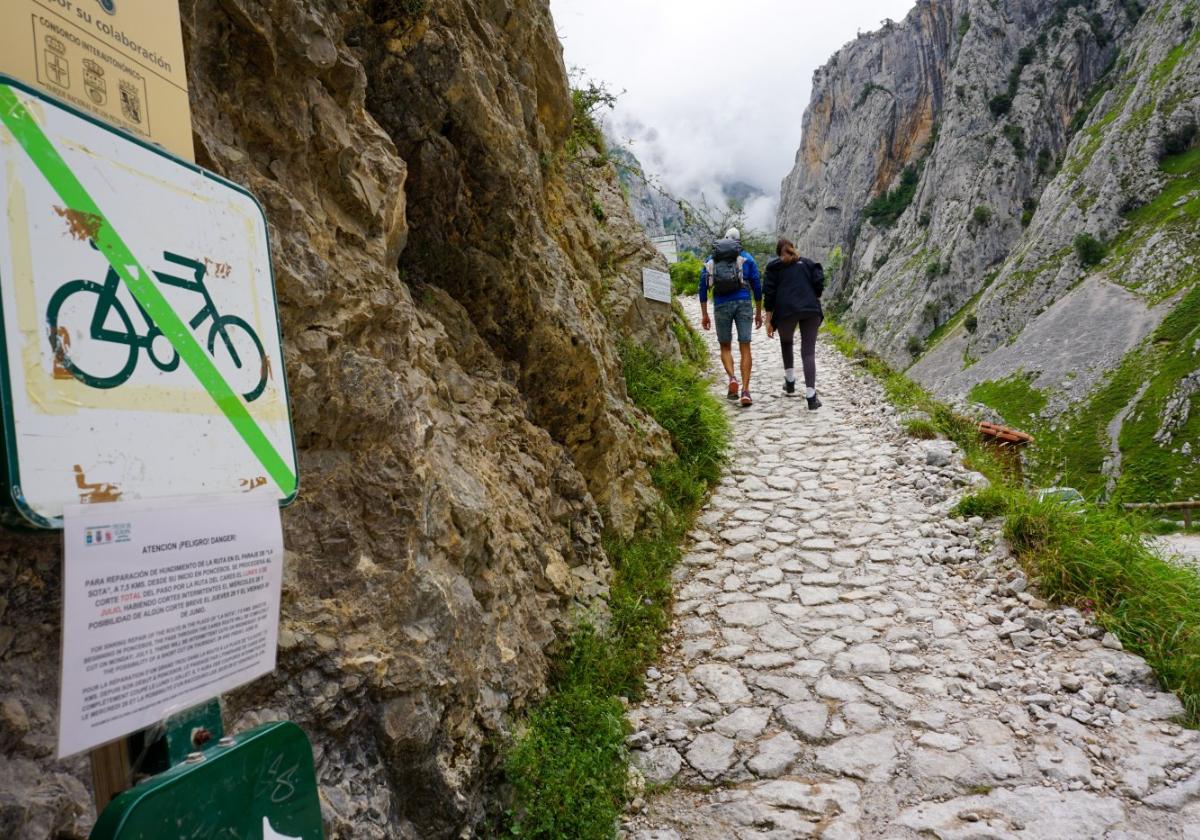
xmin=0 ymin=84 xmax=297 ymax=497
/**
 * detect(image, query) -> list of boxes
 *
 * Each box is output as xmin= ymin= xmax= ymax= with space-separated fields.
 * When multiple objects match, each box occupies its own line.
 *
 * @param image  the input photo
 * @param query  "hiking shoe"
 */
xmin=740 ymin=391 xmax=753 ymax=407
xmin=783 ymin=379 xmax=796 ymax=396
xmin=727 ymin=380 xmax=740 ymax=401
xmin=806 ymin=391 xmax=822 ymax=411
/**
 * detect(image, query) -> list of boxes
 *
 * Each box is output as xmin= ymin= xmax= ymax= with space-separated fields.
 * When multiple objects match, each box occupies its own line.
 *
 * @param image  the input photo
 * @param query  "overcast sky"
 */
xmin=550 ymin=0 xmax=917 ymax=230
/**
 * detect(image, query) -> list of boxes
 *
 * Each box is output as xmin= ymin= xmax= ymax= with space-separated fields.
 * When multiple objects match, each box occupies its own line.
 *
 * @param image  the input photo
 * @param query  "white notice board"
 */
xmin=642 ymin=267 xmax=672 ymax=304
xmin=58 ymin=494 xmax=284 ymax=758
xmin=0 ymin=76 xmax=297 ymax=528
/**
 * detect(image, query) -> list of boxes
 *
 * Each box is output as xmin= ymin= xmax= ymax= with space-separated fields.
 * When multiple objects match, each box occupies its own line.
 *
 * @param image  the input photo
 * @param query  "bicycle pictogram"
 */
xmin=47 ymin=248 xmax=268 ymax=402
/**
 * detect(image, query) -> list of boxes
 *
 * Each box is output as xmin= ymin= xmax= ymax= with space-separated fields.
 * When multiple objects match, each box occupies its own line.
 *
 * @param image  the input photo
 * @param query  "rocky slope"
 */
xmin=0 ymin=1 xmax=683 ymax=837
xmin=779 ymin=0 xmax=1200 ymax=501
xmin=608 ymin=143 xmax=689 ymax=241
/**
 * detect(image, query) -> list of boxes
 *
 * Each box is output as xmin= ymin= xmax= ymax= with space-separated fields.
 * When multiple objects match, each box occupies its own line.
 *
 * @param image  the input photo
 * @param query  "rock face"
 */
xmin=0 ymin=1 xmax=683 ymax=838
xmin=608 ymin=143 xmax=689 ymax=241
xmin=778 ymin=0 xmax=1200 ymax=498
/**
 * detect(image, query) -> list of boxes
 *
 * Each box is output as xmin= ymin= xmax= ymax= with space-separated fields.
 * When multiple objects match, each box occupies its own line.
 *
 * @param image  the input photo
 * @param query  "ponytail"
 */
xmin=776 ymin=238 xmax=801 ymax=266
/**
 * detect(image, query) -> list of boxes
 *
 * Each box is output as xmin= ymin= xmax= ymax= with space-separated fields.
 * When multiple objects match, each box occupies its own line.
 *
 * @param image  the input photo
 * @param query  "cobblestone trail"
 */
xmin=623 ymin=300 xmax=1200 ymax=839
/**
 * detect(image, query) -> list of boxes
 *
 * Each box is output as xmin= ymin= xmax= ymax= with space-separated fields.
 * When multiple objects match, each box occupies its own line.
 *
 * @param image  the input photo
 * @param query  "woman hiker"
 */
xmin=764 ymin=238 xmax=824 ymax=410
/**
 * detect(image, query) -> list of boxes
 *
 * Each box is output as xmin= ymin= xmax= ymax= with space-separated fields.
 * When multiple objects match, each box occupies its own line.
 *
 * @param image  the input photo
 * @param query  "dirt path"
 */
xmin=621 ymin=299 xmax=1200 ymax=839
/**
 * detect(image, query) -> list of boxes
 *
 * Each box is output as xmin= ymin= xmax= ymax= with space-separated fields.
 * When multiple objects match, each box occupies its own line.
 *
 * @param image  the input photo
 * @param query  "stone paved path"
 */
xmin=622 ymin=299 xmax=1200 ymax=839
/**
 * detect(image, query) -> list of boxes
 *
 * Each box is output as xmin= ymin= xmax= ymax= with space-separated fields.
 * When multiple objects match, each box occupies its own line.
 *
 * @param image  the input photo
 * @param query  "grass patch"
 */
xmin=968 ymin=374 xmax=1048 ymax=432
xmin=952 ymin=485 xmax=1012 ymax=519
xmin=903 ymin=418 xmax=940 ymax=439
xmin=503 ymin=335 xmax=728 ymax=838
xmin=827 ymin=320 xmax=1200 ymax=724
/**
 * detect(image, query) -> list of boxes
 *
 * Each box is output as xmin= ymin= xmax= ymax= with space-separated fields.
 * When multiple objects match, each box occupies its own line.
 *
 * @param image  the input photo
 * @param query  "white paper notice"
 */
xmin=58 ymin=495 xmax=284 ymax=758
xmin=642 ymin=267 xmax=672 ymax=303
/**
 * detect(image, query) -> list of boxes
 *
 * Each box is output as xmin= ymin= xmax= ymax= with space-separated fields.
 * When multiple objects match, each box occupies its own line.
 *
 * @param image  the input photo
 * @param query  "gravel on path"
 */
xmin=621 ymin=298 xmax=1200 ymax=839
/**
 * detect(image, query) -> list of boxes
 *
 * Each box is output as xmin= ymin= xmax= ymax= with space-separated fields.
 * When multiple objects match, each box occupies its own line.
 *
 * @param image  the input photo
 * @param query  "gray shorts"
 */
xmin=714 ymin=299 xmax=753 ymax=344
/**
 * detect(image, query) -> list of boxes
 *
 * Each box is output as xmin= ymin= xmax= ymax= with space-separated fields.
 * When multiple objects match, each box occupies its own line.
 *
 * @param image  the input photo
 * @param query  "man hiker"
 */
xmin=700 ymin=228 xmax=762 ymax=406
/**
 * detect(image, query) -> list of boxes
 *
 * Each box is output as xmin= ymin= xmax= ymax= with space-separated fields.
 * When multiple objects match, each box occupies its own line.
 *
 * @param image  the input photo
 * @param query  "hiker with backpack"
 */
xmin=764 ymin=238 xmax=824 ymax=410
xmin=699 ymin=228 xmax=763 ymax=407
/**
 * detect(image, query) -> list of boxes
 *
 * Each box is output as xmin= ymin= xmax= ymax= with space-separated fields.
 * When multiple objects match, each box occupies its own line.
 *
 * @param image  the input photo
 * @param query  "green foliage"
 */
xmin=918 ymin=211 xmax=932 ymax=227
xmin=972 ymin=205 xmax=993 ymax=227
xmin=968 ymin=374 xmax=1048 ymax=432
xmin=504 ymin=343 xmax=728 ymax=838
xmin=853 ymin=316 xmax=868 ymax=336
xmin=567 ymin=75 xmax=619 ymax=157
xmin=906 ymin=335 xmax=925 ymax=357
xmin=669 ymin=253 xmax=704 ymax=296
xmin=957 ymin=12 xmax=971 ymax=40
xmin=1021 ymin=197 xmax=1038 ymax=228
xmin=1003 ymin=124 xmax=1027 ymax=155
xmin=965 ymin=313 xmax=978 ymax=333
xmin=825 ymin=246 xmax=845 ymax=277
xmin=1073 ymin=232 xmax=1107 ymax=267
xmin=925 ymin=260 xmax=941 ymax=279
xmin=952 ymin=485 xmax=1012 ymax=519
xmin=989 ymin=93 xmax=1013 ymax=117
xmin=863 ymin=164 xmax=921 ymax=227
xmin=1005 ymin=496 xmax=1200 ymax=721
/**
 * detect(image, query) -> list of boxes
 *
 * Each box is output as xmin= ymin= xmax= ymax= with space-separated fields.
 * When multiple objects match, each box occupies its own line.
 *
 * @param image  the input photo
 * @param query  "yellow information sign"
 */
xmin=0 ymin=0 xmax=193 ymax=160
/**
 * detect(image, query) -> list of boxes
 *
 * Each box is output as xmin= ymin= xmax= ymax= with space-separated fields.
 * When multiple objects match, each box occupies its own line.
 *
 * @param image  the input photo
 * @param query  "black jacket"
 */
xmin=764 ymin=257 xmax=824 ymax=322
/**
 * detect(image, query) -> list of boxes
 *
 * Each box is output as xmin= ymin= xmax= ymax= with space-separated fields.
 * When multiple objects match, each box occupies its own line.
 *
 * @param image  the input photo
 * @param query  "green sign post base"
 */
xmin=90 ymin=721 xmax=324 ymax=840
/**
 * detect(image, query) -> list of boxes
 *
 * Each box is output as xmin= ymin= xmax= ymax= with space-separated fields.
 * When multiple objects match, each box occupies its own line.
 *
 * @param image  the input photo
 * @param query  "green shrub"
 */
xmin=906 ymin=335 xmax=925 ymax=356
xmin=918 ymin=211 xmax=932 ymax=227
xmin=989 ymin=93 xmax=1012 ymax=117
xmin=853 ymin=316 xmax=868 ymax=336
xmin=1074 ymin=233 xmax=1107 ymax=267
xmin=1036 ymin=147 xmax=1054 ymax=174
xmin=925 ymin=260 xmax=941 ymax=279
xmin=965 ymin=313 xmax=979 ymax=333
xmin=669 ymin=254 xmax=703 ymax=296
xmin=972 ymin=205 xmax=993 ymax=226
xmin=1003 ymin=124 xmax=1026 ymax=155
xmin=957 ymin=12 xmax=971 ymax=39
xmin=863 ymin=164 xmax=921 ymax=227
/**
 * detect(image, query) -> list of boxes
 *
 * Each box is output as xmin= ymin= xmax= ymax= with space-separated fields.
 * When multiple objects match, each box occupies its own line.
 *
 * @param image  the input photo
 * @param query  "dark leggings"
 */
xmin=774 ymin=314 xmax=822 ymax=389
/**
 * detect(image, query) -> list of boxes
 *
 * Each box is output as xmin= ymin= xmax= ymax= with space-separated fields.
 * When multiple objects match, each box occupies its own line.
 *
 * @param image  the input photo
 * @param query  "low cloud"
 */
xmin=552 ymin=0 xmax=916 ymax=232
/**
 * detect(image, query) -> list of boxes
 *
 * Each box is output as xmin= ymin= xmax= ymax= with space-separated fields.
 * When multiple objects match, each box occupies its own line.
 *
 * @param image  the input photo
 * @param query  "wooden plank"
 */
xmin=89 ymin=740 xmax=132 ymax=810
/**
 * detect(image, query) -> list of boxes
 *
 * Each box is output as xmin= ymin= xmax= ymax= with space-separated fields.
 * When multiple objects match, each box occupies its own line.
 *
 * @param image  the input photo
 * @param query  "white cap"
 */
xmin=725 ymin=227 xmax=740 ymax=240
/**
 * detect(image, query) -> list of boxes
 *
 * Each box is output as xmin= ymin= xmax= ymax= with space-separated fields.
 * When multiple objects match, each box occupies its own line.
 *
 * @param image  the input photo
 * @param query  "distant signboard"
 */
xmin=651 ymin=234 xmax=679 ymax=265
xmin=0 ymin=0 xmax=193 ymax=160
xmin=59 ymin=494 xmax=284 ymax=758
xmin=642 ymin=267 xmax=672 ymax=304
xmin=0 ymin=76 xmax=297 ymax=528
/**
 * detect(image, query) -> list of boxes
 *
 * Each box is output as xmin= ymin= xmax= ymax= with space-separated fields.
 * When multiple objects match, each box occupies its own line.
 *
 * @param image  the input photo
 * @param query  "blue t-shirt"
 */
xmin=699 ymin=250 xmax=762 ymax=306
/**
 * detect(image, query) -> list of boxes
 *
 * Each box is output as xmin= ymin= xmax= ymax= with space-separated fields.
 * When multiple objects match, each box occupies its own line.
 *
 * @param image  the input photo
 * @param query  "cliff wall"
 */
xmin=779 ymin=0 xmax=1199 ymax=500
xmin=0 ymin=1 xmax=683 ymax=837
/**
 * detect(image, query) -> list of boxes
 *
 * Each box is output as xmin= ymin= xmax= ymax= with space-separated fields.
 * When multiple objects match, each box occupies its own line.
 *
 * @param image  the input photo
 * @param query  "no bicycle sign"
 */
xmin=0 ymin=76 xmax=297 ymax=527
